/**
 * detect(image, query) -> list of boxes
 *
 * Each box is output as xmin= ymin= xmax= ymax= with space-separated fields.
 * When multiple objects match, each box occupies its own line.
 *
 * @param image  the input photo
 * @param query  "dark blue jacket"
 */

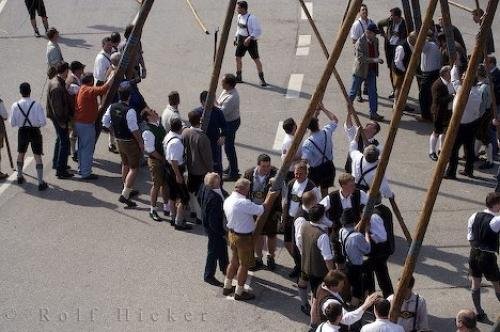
xmin=193 ymin=106 xmax=227 ymax=144
xmin=198 ymin=184 xmax=228 ymax=237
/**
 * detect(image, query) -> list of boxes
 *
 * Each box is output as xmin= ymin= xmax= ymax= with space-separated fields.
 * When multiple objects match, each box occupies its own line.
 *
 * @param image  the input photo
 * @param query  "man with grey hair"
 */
xmin=222 ymin=178 xmax=271 ymax=300
xmin=429 ymin=65 xmax=454 ymax=161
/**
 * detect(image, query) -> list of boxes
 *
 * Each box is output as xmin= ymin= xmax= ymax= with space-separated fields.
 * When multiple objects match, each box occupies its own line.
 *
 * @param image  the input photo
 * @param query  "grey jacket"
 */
xmin=352 ymin=34 xmax=380 ymax=79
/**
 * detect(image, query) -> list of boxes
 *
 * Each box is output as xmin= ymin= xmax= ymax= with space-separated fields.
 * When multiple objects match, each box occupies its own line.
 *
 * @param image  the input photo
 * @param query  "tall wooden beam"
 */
xmin=401 ymin=0 xmax=415 ymax=32
xmin=440 ymin=0 xmax=457 ymax=65
xmin=389 ymin=0 xmax=499 ymax=321
xmin=201 ymin=0 xmax=237 ymax=132
xmin=253 ymin=0 xmax=364 ymax=236
xmin=410 ymin=0 xmax=422 ymax=31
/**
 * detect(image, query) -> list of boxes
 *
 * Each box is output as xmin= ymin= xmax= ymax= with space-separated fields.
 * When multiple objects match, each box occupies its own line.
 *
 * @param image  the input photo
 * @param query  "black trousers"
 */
xmin=446 ymin=120 xmax=479 ymax=177
xmin=418 ymin=70 xmax=440 ymax=120
xmin=365 ymin=255 xmax=394 ymax=298
xmin=204 ymin=230 xmax=229 ymax=280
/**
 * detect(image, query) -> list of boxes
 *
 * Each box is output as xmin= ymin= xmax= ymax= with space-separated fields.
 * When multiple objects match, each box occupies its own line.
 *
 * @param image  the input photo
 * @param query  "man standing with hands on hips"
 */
xmin=234 ymin=1 xmax=267 ymax=87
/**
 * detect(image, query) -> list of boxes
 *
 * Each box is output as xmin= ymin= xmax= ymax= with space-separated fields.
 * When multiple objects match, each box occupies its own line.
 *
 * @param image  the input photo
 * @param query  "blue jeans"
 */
xmin=75 ymin=122 xmax=96 ymax=177
xmin=349 ymin=70 xmax=378 ymax=116
xmin=204 ymin=230 xmax=229 ymax=280
xmin=224 ymin=118 xmax=240 ymax=176
xmin=52 ymin=121 xmax=70 ymax=174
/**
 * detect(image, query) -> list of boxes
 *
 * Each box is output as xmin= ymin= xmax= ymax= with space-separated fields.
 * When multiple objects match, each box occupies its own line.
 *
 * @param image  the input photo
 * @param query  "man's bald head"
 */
xmin=456 ymin=309 xmax=479 ymax=331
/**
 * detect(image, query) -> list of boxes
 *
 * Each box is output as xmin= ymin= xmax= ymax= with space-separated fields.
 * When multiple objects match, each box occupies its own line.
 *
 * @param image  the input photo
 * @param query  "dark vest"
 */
xmin=243 ymin=166 xmax=278 ymax=202
xmin=284 ymin=179 xmax=316 ymax=219
xmin=344 ymin=135 xmax=380 ymax=173
xmin=146 ymin=122 xmax=167 ymax=156
xmin=393 ymin=41 xmax=412 ymax=75
xmin=316 ymin=287 xmax=349 ymax=332
xmin=470 ymin=212 xmax=499 ymax=253
xmin=301 ymin=223 xmax=329 ymax=278
xmin=110 ymin=102 xmax=133 ymax=140
xmin=369 ymin=204 xmax=395 ymax=257
xmin=326 ymin=190 xmax=363 ymax=229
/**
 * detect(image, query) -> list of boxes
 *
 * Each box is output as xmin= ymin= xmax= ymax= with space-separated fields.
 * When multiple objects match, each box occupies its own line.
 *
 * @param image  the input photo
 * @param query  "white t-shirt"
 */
xmin=163 ymin=131 xmax=184 ymax=164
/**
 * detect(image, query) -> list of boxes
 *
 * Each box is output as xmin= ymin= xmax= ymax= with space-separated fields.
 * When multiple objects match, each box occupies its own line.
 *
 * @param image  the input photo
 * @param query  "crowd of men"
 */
xmin=0 ymin=0 xmax=499 ymax=331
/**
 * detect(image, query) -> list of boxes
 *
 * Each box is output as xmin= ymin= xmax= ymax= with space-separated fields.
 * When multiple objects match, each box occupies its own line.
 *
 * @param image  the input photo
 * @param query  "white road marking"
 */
xmin=0 ymin=0 xmax=8 ymax=14
xmin=0 ymin=157 xmax=34 ymax=196
xmin=296 ymin=47 xmax=310 ymax=56
xmin=301 ymin=2 xmax=313 ymax=20
xmin=297 ymin=34 xmax=311 ymax=47
xmin=286 ymin=74 xmax=304 ymax=99
xmin=272 ymin=121 xmax=285 ymax=151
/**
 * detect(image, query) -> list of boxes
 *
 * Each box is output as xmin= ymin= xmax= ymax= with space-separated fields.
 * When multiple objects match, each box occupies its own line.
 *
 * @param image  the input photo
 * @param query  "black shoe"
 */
xmin=38 ymin=181 xmax=48 ymax=191
xmin=429 ymin=153 xmax=438 ymax=161
xmin=363 ymin=88 xmax=369 ymax=96
xmin=222 ymin=174 xmax=240 ymax=182
xmin=266 ymin=255 xmax=276 ymax=271
xmin=108 ymin=144 xmax=119 ymax=154
xmin=17 ymin=176 xmax=25 ymax=185
xmin=235 ymin=72 xmax=243 ymax=83
xmin=222 ymin=286 xmax=236 ymax=296
xmin=119 ymin=195 xmax=137 ymax=208
xmin=357 ymin=95 xmax=364 ymax=103
xmin=260 ymin=79 xmax=268 ymax=87
xmin=169 ymin=218 xmax=175 ymax=226
xmin=0 ymin=172 xmax=8 ymax=180
xmin=388 ymin=91 xmax=395 ymax=99
xmin=174 ymin=223 xmax=193 ymax=231
xmin=288 ymin=266 xmax=300 ymax=278
xmin=57 ymin=172 xmax=74 ymax=179
xmin=34 ymin=29 xmax=41 ymax=38
xmin=163 ymin=210 xmax=170 ymax=217
xmin=193 ymin=218 xmax=202 ymax=225
xmin=72 ymin=153 xmax=78 ymax=162
xmin=234 ymin=291 xmax=255 ymax=301
xmin=300 ymin=303 xmax=311 ymax=316
xmin=249 ymin=259 xmax=264 ymax=272
xmin=81 ymin=174 xmax=98 ymax=180
xmin=476 ymin=312 xmax=488 ymax=323
xmin=443 ymin=173 xmax=457 ymax=180
xmin=223 ymin=168 xmax=230 ymax=175
xmin=149 ymin=210 xmax=163 ymax=222
xmin=370 ymin=114 xmax=384 ymax=121
xmin=130 ymin=189 xmax=139 ymax=197
xmin=459 ymin=170 xmax=474 ymax=178
xmin=204 ymin=277 xmax=224 ymax=287
xmin=479 ymin=161 xmax=494 ymax=169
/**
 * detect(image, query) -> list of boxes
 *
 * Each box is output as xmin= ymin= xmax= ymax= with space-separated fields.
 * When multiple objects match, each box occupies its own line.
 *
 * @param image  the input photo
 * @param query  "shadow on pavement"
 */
xmin=87 ymin=24 xmax=124 ymax=33
xmin=243 ymin=82 xmax=313 ymax=100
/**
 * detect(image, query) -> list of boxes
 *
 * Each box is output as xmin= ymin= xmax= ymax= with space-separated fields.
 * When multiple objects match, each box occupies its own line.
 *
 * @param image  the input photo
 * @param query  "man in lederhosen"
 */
xmin=282 ymin=161 xmax=321 ymax=278
xmin=0 ymin=97 xmax=8 ymax=180
xmin=466 ymin=192 xmax=500 ymax=323
xmin=10 ymin=82 xmax=48 ymax=191
xmin=243 ymin=154 xmax=277 ymax=271
xmin=234 ymin=1 xmax=267 ymax=87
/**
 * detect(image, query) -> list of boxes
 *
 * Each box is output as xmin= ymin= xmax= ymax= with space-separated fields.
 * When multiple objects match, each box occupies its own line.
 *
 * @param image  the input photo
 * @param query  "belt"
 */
xmin=291 ymin=194 xmax=301 ymax=203
xmin=252 ymin=191 xmax=265 ymax=199
xmin=229 ymin=229 xmax=253 ymax=236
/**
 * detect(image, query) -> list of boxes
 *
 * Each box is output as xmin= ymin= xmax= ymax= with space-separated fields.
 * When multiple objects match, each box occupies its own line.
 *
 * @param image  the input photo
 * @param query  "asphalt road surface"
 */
xmin=0 ymin=0 xmax=498 ymax=331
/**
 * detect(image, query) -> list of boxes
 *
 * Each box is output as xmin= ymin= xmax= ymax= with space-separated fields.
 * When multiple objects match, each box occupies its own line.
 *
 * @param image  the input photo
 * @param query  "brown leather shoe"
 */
xmin=234 ymin=291 xmax=255 ymax=301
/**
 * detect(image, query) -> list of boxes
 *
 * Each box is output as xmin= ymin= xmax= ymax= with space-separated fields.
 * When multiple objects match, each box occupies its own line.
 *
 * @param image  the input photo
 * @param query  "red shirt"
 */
xmin=74 ymin=84 xmax=109 ymax=123
xmin=368 ymin=41 xmax=377 ymax=72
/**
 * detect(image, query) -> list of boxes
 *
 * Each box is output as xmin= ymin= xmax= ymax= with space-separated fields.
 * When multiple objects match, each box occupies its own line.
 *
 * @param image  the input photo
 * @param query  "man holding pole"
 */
xmin=0 ymin=97 xmax=9 ymax=180
xmin=233 ymin=1 xmax=267 ymax=87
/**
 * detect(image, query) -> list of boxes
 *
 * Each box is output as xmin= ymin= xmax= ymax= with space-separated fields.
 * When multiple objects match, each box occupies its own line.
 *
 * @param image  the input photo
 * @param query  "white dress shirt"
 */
xmin=394 ymin=41 xmax=414 ymax=72
xmin=10 ymin=98 xmax=47 ymax=128
xmin=420 ymin=41 xmax=442 ymax=72
xmin=344 ymin=123 xmax=383 ymax=153
xmin=224 ymin=191 xmax=264 ymax=233
xmin=349 ymin=141 xmax=393 ymax=199
xmin=286 ymin=179 xmax=322 ymax=218
xmin=467 ymin=209 xmax=500 ymax=242
xmin=235 ymin=13 xmax=262 ymax=39
xmin=389 ymin=21 xmax=402 ymax=46
xmin=282 ymin=133 xmax=300 ymax=172
xmin=450 ymin=65 xmax=462 ymax=92
xmin=360 ymin=318 xmax=405 ymax=332
xmin=102 ymin=106 xmax=138 ymax=133
xmin=320 ymin=290 xmax=366 ymax=326
xmin=320 ymin=189 xmax=369 ymax=211
xmin=93 ymin=50 xmax=112 ymax=82
xmin=350 ymin=18 xmax=375 ymax=42
xmin=163 ymin=131 xmax=184 ymax=164
xmin=142 ymin=121 xmax=162 ymax=154
xmin=370 ymin=213 xmax=388 ymax=244
xmin=387 ymin=293 xmax=429 ymax=332
xmin=295 ymin=219 xmax=333 ymax=260
xmin=302 ymin=121 xmax=338 ymax=167
xmin=46 ymin=41 xmax=63 ymax=66
xmin=217 ymin=89 xmax=240 ymax=122
xmin=453 ymin=85 xmax=482 ymax=124
xmin=316 ymin=321 xmax=341 ymax=332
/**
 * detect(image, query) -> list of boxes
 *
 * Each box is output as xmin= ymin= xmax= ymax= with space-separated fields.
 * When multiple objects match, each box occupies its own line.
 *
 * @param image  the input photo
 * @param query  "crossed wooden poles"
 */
xmin=97 ymin=0 xmax=498 ymax=323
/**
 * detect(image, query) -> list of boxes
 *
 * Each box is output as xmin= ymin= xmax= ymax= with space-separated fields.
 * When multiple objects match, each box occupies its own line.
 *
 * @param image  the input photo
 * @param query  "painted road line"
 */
xmin=272 ymin=121 xmax=285 ymax=151
xmin=296 ymin=47 xmax=310 ymax=56
xmin=286 ymin=74 xmax=304 ymax=99
xmin=301 ymin=2 xmax=313 ymax=20
xmin=0 ymin=0 xmax=8 ymax=14
xmin=0 ymin=157 xmax=34 ymax=196
xmin=297 ymin=34 xmax=311 ymax=47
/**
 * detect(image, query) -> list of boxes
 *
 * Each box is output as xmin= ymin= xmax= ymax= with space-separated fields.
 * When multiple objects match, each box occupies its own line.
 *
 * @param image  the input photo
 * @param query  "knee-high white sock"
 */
xmin=438 ymin=134 xmax=444 ymax=153
xmin=486 ymin=144 xmax=493 ymax=163
xmin=429 ymin=133 xmax=438 ymax=154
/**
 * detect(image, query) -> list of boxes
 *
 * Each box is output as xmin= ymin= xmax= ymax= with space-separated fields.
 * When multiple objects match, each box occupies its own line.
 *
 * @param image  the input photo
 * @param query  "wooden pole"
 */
xmin=253 ymin=0 xmax=364 ymax=237
xmin=448 ymin=0 xmax=474 ymax=13
xmin=357 ymin=0 xmax=439 ymax=233
xmin=101 ymin=0 xmax=154 ymax=112
xmin=410 ymin=0 xmax=422 ymax=31
xmin=297 ymin=0 xmax=367 ymax=144
xmin=201 ymin=0 xmax=237 ymax=132
xmin=389 ymin=197 xmax=412 ymax=243
xmin=440 ymin=0 xmax=457 ymax=65
xmin=342 ymin=0 xmax=352 ymax=24
xmin=475 ymin=0 xmax=482 ymax=10
xmin=0 ymin=119 xmax=13 ymax=169
xmin=389 ymin=0 xmax=499 ymax=322
xmin=186 ymin=0 xmax=210 ymax=35
xmin=401 ymin=0 xmax=415 ymax=32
